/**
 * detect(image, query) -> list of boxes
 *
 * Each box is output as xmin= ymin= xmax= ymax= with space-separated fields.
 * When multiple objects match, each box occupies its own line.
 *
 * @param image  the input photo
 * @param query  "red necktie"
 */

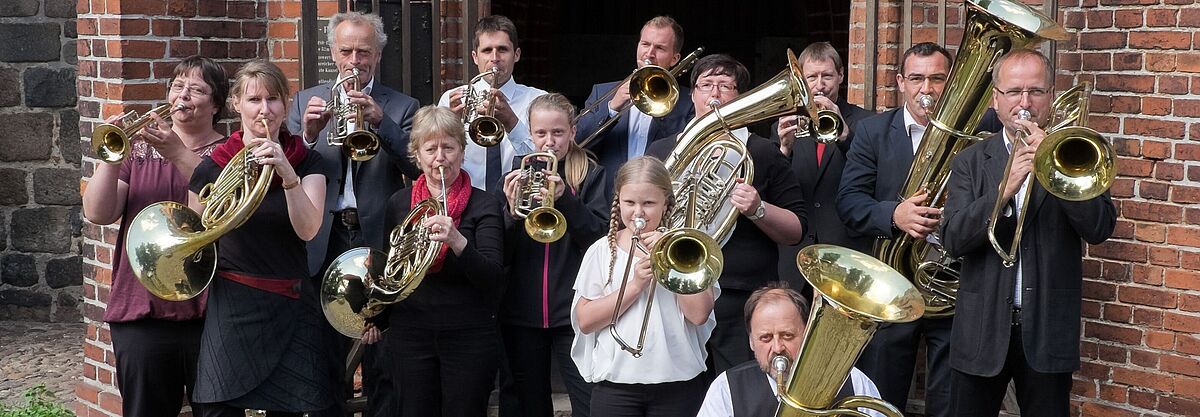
xmin=815 ymin=142 xmax=826 ymax=166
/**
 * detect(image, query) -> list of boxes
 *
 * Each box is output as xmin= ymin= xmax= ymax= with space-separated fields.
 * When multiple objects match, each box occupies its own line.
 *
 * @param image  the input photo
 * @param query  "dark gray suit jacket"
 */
xmin=941 ymin=133 xmax=1115 ymax=376
xmin=286 ymin=82 xmax=421 ymax=277
xmin=837 ymin=107 xmax=915 ymax=239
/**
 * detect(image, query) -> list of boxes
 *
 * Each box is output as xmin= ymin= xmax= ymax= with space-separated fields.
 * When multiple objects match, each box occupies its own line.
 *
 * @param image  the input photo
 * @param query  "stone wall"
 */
xmin=0 ymin=0 xmax=81 ymax=322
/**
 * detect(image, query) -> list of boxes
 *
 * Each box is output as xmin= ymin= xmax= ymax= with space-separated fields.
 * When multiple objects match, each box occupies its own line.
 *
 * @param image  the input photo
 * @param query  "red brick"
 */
xmin=243 ymin=21 xmax=267 ymax=38
xmin=109 ymin=0 xmax=166 ymax=15
xmin=75 ymin=381 xmax=99 ymax=405
xmin=1079 ymin=360 xmax=1112 ymax=380
xmin=1146 ymin=330 xmax=1176 ymax=350
xmin=1146 ymin=8 xmax=1179 ymax=27
xmin=197 ymin=0 xmax=226 ymax=16
xmin=1131 ymin=31 xmax=1194 ymax=49
xmin=1159 ymin=393 xmax=1200 ymax=415
xmin=1086 ymin=9 xmax=1115 ymax=28
xmin=182 ymin=20 xmax=242 ymax=38
xmin=1110 ymin=95 xmax=1141 ymax=113
xmin=1126 ymin=117 xmax=1186 ymax=139
xmin=98 ymin=17 xmax=149 ymax=36
xmin=1155 ymin=162 xmax=1185 ymax=181
xmin=1129 ymin=389 xmax=1158 ymax=409
xmin=1179 ymin=334 xmax=1200 ymax=355
xmin=1086 ymin=322 xmax=1144 ymax=345
xmin=199 ymin=40 xmax=228 ymax=59
xmin=1114 ymin=52 xmax=1143 ymax=70
xmin=228 ymin=2 xmax=256 ymax=19
xmin=1146 ymin=52 xmax=1178 ymax=72
xmin=1131 ymin=264 xmax=1163 ymax=285
xmin=1181 ymin=7 xmax=1200 ymax=26
xmin=1114 ymin=9 xmax=1145 ymax=28
xmin=98 ymin=391 xmax=122 ymax=415
xmin=1118 ymin=285 xmax=1179 ymax=308
xmin=1165 ymin=312 xmax=1200 ymax=333
xmin=1165 ymin=269 xmax=1200 ymax=291
xmin=1167 ymin=225 xmax=1200 ymax=248
xmin=1083 ymin=279 xmax=1118 ymax=301
xmin=167 ymin=0 xmax=196 ymax=17
xmin=113 ymin=82 xmax=164 ymax=101
xmin=1185 ymin=252 xmax=1200 ymax=270
xmin=1159 ymin=75 xmax=1190 ymax=94
xmin=268 ymin=21 xmax=296 ymax=39
xmin=1098 ymin=344 xmax=1128 ymax=362
xmin=151 ymin=18 xmax=179 ymax=36
xmin=1133 ymin=307 xmax=1164 ymax=326
xmin=1103 ymin=303 xmax=1133 ymax=323
xmin=1099 ymin=383 xmax=1130 ymax=403
xmin=107 ymin=39 xmax=166 ymax=59
xmin=1149 ymin=246 xmax=1179 ymax=266
xmin=1184 ymin=294 xmax=1200 ymax=312
xmin=1142 ymin=96 xmax=1172 ymax=115
xmin=1096 ymin=74 xmax=1154 ymax=93
xmin=1082 ymin=299 xmax=1102 ymax=319
xmin=1161 ymin=355 xmax=1200 ymax=378
xmin=1099 ymin=260 xmax=1132 ymax=283
xmin=1176 ymin=377 xmax=1200 ymax=400
xmin=1112 ymin=367 xmax=1174 ymax=391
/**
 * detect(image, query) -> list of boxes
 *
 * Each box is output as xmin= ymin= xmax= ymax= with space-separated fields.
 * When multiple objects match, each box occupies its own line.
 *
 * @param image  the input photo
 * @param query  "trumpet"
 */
xmin=576 ymin=47 xmax=705 ymax=148
xmin=327 ymin=68 xmax=381 ymax=161
xmin=608 ymin=217 xmax=660 ymax=357
xmin=791 ymin=92 xmax=844 ymax=143
xmin=463 ymin=67 xmax=506 ymax=147
xmin=91 ymin=103 xmax=185 ymax=164
xmin=512 ymin=151 xmax=567 ymax=243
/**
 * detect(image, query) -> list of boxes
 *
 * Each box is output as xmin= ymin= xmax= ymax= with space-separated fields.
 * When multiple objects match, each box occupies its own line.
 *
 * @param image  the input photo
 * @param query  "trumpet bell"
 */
xmin=321 ymin=247 xmax=388 ymax=338
xmin=812 ymin=110 xmax=843 ymax=144
xmin=92 ymin=123 xmax=130 ymax=164
xmin=525 ymin=206 xmax=566 ymax=243
xmin=342 ymin=129 xmax=381 ymax=162
xmin=1034 ymin=126 xmax=1114 ymax=202
xmin=125 ymin=201 xmax=217 ymax=301
xmin=630 ymin=65 xmax=680 ymax=117
xmin=469 ymin=115 xmax=506 ymax=147
xmin=651 ymin=228 xmax=724 ymax=295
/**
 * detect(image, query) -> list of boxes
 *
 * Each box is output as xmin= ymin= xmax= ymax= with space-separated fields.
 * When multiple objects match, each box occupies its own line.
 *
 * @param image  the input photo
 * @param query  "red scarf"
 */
xmin=412 ymin=169 xmax=472 ymax=273
xmin=209 ymin=126 xmax=308 ymax=187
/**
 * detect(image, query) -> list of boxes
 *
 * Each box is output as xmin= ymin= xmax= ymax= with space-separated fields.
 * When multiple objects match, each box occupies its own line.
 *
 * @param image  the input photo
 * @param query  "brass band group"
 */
xmin=82 ymin=1 xmax=1118 ymax=417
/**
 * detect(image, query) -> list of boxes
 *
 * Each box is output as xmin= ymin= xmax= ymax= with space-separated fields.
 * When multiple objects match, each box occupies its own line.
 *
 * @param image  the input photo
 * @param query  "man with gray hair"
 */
xmin=286 ymin=10 xmax=421 ymax=417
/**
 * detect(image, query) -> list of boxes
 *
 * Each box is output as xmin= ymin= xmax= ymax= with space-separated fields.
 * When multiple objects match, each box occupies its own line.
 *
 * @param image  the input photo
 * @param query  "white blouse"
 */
xmin=570 ymin=237 xmax=719 ymax=384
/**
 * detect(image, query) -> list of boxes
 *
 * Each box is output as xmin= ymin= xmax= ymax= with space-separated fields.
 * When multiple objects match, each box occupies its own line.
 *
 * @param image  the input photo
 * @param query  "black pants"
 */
xmin=950 ymin=325 xmax=1071 ymax=417
xmin=202 ymin=403 xmax=302 ymax=417
xmin=707 ymin=289 xmax=753 ymax=375
xmin=589 ymin=375 xmax=707 ymax=417
xmin=501 ymin=324 xmax=593 ymax=417
xmin=389 ymin=325 xmax=500 ymax=417
xmin=855 ymin=316 xmax=953 ymax=417
xmin=110 ymin=319 xmax=211 ymax=417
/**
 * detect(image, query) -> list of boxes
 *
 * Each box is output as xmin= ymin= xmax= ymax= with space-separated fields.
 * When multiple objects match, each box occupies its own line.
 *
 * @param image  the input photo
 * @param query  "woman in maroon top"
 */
xmin=81 ymin=55 xmax=229 ymax=417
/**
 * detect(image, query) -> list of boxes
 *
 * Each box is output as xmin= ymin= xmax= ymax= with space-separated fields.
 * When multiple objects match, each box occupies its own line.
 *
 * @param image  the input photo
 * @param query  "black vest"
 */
xmin=727 ymin=360 xmax=855 ymax=417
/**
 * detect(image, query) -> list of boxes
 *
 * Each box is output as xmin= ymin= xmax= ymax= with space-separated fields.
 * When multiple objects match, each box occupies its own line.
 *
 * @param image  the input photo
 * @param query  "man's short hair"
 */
xmin=798 ymin=41 xmax=844 ymax=74
xmin=899 ymin=42 xmax=953 ymax=76
xmin=328 ymin=11 xmax=388 ymax=50
xmin=991 ymin=48 xmax=1054 ymax=88
xmin=643 ymin=15 xmax=684 ymax=54
xmin=744 ymin=281 xmax=812 ymax=329
xmin=690 ymin=54 xmax=751 ymax=94
xmin=475 ymin=15 xmax=519 ymax=50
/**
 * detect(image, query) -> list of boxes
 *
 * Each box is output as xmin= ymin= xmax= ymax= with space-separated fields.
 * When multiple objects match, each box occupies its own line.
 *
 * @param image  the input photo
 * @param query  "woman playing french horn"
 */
xmin=187 ymin=60 xmax=334 ymax=417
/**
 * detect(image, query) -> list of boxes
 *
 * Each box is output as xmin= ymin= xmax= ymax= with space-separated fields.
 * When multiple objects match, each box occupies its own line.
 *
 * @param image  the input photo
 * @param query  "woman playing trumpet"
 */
xmin=187 ymin=60 xmax=333 ymax=416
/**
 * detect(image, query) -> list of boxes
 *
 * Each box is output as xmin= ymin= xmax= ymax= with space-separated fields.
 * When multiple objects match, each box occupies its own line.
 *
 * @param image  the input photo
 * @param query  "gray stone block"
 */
xmin=0 ymin=288 xmax=52 ymax=307
xmin=0 ymin=67 xmax=19 ymax=107
xmin=45 ymin=0 xmax=74 ymax=18
xmin=0 ymin=112 xmax=53 ymax=161
xmin=24 ymin=66 xmax=76 ymax=107
xmin=1 ymin=253 xmax=38 ymax=287
xmin=0 ymin=0 xmax=38 ymax=17
xmin=0 ymin=168 xmax=27 ymax=205
xmin=0 ymin=23 xmax=60 ymax=63
xmin=33 ymin=167 xmax=80 ymax=205
xmin=10 ymin=206 xmax=78 ymax=253
xmin=58 ymin=109 xmax=80 ymax=166
xmin=63 ymin=41 xmax=77 ymax=65
xmin=53 ymin=290 xmax=81 ymax=321
xmin=46 ymin=255 xmax=81 ymax=289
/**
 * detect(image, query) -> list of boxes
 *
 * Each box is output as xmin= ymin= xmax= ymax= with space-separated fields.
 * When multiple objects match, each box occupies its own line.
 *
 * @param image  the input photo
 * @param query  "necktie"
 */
xmin=486 ymin=144 xmax=502 ymax=192
xmin=815 ymin=142 xmax=826 ymax=167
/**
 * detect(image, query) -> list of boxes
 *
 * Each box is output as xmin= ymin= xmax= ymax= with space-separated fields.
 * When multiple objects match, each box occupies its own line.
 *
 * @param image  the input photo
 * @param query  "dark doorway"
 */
xmin=492 ymin=1 xmax=851 ymax=110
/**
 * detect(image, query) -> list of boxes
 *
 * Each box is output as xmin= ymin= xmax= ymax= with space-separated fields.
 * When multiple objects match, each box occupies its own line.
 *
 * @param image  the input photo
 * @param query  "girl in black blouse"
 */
xmin=187 ymin=60 xmax=333 ymax=417
xmin=498 ymin=93 xmax=609 ymax=416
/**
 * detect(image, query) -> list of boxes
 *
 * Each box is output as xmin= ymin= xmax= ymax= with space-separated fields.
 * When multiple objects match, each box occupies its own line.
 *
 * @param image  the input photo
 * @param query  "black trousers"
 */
xmin=389 ymin=325 xmax=500 ymax=417
xmin=500 ymin=324 xmax=593 ymax=417
xmin=707 ymin=289 xmax=753 ymax=375
xmin=950 ymin=325 xmax=1072 ymax=417
xmin=855 ymin=316 xmax=953 ymax=417
xmin=109 ymin=319 xmax=211 ymax=417
xmin=203 ymin=403 xmax=302 ymax=417
xmin=589 ymin=375 xmax=707 ymax=417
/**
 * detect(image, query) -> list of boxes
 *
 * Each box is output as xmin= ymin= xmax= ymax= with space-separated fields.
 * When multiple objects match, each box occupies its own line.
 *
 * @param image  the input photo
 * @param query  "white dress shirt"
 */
xmin=902 ymin=104 xmax=926 ymax=155
xmin=611 ymin=106 xmax=653 ymax=160
xmin=1002 ymin=130 xmax=1029 ymax=308
xmin=695 ymin=366 xmax=884 ymax=417
xmin=438 ymin=76 xmax=547 ymax=189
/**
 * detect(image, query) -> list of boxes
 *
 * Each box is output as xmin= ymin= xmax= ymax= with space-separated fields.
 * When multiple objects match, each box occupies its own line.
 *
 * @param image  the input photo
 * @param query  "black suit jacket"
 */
xmin=286 ymin=82 xmax=421 ymax=276
xmin=837 ymin=108 xmax=915 ymax=239
xmin=576 ymin=80 xmax=694 ymax=198
xmin=941 ymin=133 xmax=1115 ymax=376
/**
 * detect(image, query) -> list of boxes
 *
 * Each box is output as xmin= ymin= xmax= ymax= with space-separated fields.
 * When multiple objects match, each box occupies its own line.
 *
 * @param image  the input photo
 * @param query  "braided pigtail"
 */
xmin=605 ymin=194 xmax=621 ymax=286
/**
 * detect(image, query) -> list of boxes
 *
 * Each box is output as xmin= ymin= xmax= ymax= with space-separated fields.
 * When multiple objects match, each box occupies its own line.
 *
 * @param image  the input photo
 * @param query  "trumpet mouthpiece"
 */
xmin=917 ymin=94 xmax=935 ymax=110
xmin=1017 ymin=109 xmax=1032 ymax=121
xmin=707 ymin=99 xmax=722 ymax=108
xmin=632 ymin=217 xmax=647 ymax=231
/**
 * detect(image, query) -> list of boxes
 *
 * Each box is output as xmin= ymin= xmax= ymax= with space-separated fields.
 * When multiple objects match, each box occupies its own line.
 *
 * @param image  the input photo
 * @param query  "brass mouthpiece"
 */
xmin=917 ymin=94 xmax=935 ymax=110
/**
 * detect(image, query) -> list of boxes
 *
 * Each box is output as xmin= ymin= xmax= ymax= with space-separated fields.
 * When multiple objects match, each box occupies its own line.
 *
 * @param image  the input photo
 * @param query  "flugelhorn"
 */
xmin=512 ymin=151 xmax=567 ymax=243
xmin=91 ymin=103 xmax=185 ymax=164
xmin=321 ymin=166 xmax=448 ymax=338
xmin=327 ymin=68 xmax=381 ymax=161
xmin=577 ymin=47 xmax=705 ymax=148
xmin=126 ymin=119 xmax=276 ymax=301
xmin=464 ymin=67 xmax=506 ymax=147
xmin=986 ymin=83 xmax=1113 ymax=266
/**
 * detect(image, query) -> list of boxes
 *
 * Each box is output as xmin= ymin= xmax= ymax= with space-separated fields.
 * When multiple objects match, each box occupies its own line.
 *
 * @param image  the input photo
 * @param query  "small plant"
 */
xmin=0 ymin=385 xmax=73 ymax=417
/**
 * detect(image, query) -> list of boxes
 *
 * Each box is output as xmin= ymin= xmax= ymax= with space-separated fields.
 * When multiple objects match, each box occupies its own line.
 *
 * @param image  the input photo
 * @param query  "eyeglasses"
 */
xmin=170 ymin=83 xmax=212 ymax=97
xmin=993 ymin=87 xmax=1049 ymax=99
xmin=903 ymin=74 xmax=947 ymax=85
xmin=695 ymin=83 xmax=737 ymax=93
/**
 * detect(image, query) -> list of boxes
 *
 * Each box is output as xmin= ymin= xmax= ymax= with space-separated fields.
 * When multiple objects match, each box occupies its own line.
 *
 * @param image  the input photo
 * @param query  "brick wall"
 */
xmin=847 ymin=1 xmax=1200 ymax=416
xmin=0 ymin=0 xmax=81 ymax=322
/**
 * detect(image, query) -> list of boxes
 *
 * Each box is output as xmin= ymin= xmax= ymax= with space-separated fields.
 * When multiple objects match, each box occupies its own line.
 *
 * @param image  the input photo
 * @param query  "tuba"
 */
xmin=321 ymin=166 xmax=448 ymax=337
xmin=576 ymin=47 xmax=705 ymax=148
xmin=91 ymin=103 xmax=185 ymax=164
xmin=463 ymin=67 xmax=506 ymax=147
xmin=775 ymin=244 xmax=925 ymax=417
xmin=327 ymin=68 xmax=381 ymax=162
xmin=872 ymin=0 xmax=1069 ymax=318
xmin=512 ymin=151 xmax=567 ymax=243
xmin=126 ymin=119 xmax=277 ymax=301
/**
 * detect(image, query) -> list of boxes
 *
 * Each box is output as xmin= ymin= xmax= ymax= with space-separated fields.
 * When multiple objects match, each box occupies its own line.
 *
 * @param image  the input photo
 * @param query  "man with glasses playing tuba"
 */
xmin=286 ymin=11 xmax=420 ymax=417
xmin=940 ymin=49 xmax=1115 ymax=417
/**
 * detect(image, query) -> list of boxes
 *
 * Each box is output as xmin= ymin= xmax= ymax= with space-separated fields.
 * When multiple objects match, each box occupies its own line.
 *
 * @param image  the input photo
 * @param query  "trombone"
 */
xmin=463 ymin=67 xmax=506 ymax=147
xmin=576 ymin=47 xmax=705 ymax=148
xmin=986 ymin=83 xmax=1114 ymax=266
xmin=91 ymin=103 xmax=185 ymax=164
xmin=608 ymin=217 xmax=659 ymax=357
xmin=512 ymin=151 xmax=567 ymax=243
xmin=328 ymin=68 xmax=381 ymax=162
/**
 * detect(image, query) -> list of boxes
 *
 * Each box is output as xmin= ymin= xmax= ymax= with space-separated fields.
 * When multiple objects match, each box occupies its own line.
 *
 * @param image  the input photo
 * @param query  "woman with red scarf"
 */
xmin=187 ymin=60 xmax=334 ymax=417
xmin=365 ymin=105 xmax=505 ymax=416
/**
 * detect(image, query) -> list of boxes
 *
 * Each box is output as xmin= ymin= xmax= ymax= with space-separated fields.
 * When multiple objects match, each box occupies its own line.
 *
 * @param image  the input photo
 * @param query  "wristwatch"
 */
xmin=748 ymin=202 xmax=766 ymax=221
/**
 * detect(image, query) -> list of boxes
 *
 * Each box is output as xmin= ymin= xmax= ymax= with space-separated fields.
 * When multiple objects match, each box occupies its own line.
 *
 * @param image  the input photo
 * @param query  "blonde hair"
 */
xmin=527 ymin=93 xmax=596 ymax=192
xmin=408 ymin=105 xmax=467 ymax=163
xmin=230 ymin=60 xmax=290 ymax=106
xmin=605 ymin=156 xmax=674 ymax=284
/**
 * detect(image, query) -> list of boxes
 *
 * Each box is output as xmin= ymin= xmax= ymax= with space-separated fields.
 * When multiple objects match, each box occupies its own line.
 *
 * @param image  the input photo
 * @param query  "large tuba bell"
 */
xmin=321 ymin=166 xmax=448 ymax=337
xmin=126 ymin=119 xmax=277 ymax=301
xmin=775 ymin=244 xmax=925 ymax=417
xmin=576 ymin=48 xmax=705 ymax=148
xmin=463 ymin=67 xmax=507 ymax=147
xmin=512 ymin=151 xmax=568 ymax=243
xmin=872 ymin=0 xmax=1069 ymax=318
xmin=327 ymin=68 xmax=381 ymax=162
xmin=91 ymin=103 xmax=184 ymax=164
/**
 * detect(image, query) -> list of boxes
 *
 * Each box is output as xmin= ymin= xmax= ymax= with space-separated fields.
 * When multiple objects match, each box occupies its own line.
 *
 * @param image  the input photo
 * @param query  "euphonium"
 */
xmin=125 ymin=119 xmax=277 ymax=301
xmin=577 ymin=48 xmax=705 ymax=148
xmin=986 ymin=83 xmax=1113 ymax=266
xmin=321 ymin=166 xmax=448 ymax=338
xmin=775 ymin=244 xmax=925 ymax=417
xmin=512 ymin=151 xmax=567 ymax=243
xmin=91 ymin=103 xmax=185 ymax=164
xmin=464 ymin=67 xmax=506 ymax=147
xmin=327 ymin=68 xmax=381 ymax=161
xmin=872 ymin=0 xmax=1068 ymax=318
